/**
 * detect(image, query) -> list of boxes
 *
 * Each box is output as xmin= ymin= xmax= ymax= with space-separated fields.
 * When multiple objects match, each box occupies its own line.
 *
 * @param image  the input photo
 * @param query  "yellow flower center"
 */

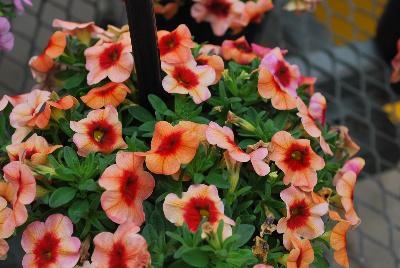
xmin=93 ymin=130 xmax=105 ymax=142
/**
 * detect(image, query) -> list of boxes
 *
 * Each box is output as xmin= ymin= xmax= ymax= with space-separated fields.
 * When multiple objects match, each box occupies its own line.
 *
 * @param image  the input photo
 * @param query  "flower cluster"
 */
xmin=0 ymin=0 xmax=32 ymax=52
xmin=0 ymin=21 xmax=362 ymax=268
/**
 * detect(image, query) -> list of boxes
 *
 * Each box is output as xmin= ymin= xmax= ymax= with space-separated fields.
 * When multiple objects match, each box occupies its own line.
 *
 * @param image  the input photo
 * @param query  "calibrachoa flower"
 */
xmin=336 ymin=171 xmax=361 ymax=226
xmin=196 ymin=54 xmax=225 ymax=84
xmin=206 ymin=122 xmax=250 ymax=162
xmin=391 ymin=39 xmax=400 ymax=83
xmin=333 ymin=157 xmax=365 ymax=185
xmin=253 ymin=265 xmax=273 ymax=268
xmin=296 ymin=93 xmax=333 ymax=155
xmin=52 ymin=19 xmax=103 ymax=44
xmin=330 ymin=221 xmax=351 ymax=268
xmin=99 ymin=151 xmax=155 ymax=225
xmin=270 ymin=131 xmax=325 ymax=191
xmin=286 ymin=237 xmax=314 ymax=268
xmin=191 ymin=0 xmax=244 ymax=36
xmin=221 ymin=36 xmax=257 ymax=65
xmin=157 ymin=24 xmax=195 ymax=64
xmin=70 ymin=105 xmax=127 ymax=156
xmin=6 ymin=134 xmax=62 ymax=165
xmin=259 ymin=48 xmax=300 ymax=96
xmin=277 ymin=186 xmax=328 ymax=248
xmin=3 ymin=161 xmax=36 ymax=226
xmin=163 ymin=184 xmax=235 ymax=238
xmin=162 ymin=61 xmax=216 ymax=104
xmin=81 ymin=82 xmax=131 ymax=109
xmin=0 ymin=197 xmax=15 ymax=240
xmin=0 ymin=92 xmax=30 ymax=111
xmin=244 ymin=0 xmax=274 ymax=23
xmin=0 ymin=238 xmax=9 ymax=260
xmin=30 ymin=31 xmax=67 ymax=74
xmin=92 ymin=222 xmax=151 ymax=268
xmin=334 ymin=126 xmax=360 ymax=157
xmin=0 ymin=17 xmax=14 ymax=52
xmin=85 ymin=33 xmax=133 ymax=85
xmin=248 ymin=142 xmax=270 ymax=176
xmin=10 ymin=89 xmax=77 ymax=129
xmin=154 ymin=1 xmax=179 ymax=19
xmin=284 ymin=0 xmax=321 ymax=12
xmin=14 ymin=0 xmax=32 ymax=13
xmin=300 ymin=76 xmax=317 ymax=95
xmin=21 ymin=214 xmax=81 ymax=268
xmin=137 ymin=121 xmax=203 ymax=175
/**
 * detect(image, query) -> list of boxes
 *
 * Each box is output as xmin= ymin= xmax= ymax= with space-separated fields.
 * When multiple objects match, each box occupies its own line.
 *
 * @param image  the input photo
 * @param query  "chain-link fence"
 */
xmin=0 ymin=0 xmax=399 ymax=267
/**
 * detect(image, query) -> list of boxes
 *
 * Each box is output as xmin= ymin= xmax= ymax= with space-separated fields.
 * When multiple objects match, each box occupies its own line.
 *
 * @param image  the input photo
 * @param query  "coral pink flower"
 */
xmin=21 ymin=214 xmax=81 ymax=268
xmin=260 ymin=48 xmax=300 ymax=95
xmin=391 ymin=39 xmax=400 ymax=83
xmin=286 ymin=237 xmax=314 ymax=268
xmin=154 ymin=2 xmax=179 ymax=19
xmin=196 ymin=54 xmax=224 ymax=84
xmin=251 ymin=43 xmax=272 ymax=58
xmin=85 ymin=34 xmax=133 ymax=85
xmin=199 ymin=44 xmax=221 ymax=56
xmin=99 ymin=152 xmax=155 ymax=225
xmin=221 ymin=36 xmax=257 ymax=65
xmin=244 ymin=0 xmax=273 ymax=23
xmin=0 ymin=197 xmax=15 ymax=240
xmin=70 ymin=105 xmax=127 ymax=156
xmin=330 ymin=221 xmax=351 ymax=268
xmin=137 ymin=121 xmax=202 ymax=175
xmin=52 ymin=19 xmax=103 ymax=43
xmin=333 ymin=157 xmax=365 ymax=185
xmin=6 ymin=134 xmax=62 ymax=165
xmin=296 ymin=93 xmax=333 ymax=155
xmin=81 ymin=82 xmax=131 ymax=109
xmin=299 ymin=76 xmax=317 ymax=96
xmin=30 ymin=31 xmax=67 ymax=74
xmin=0 ymin=92 xmax=30 ymax=111
xmin=157 ymin=24 xmax=195 ymax=64
xmin=336 ymin=171 xmax=360 ymax=226
xmin=0 ymin=238 xmax=9 ymax=260
xmin=163 ymin=184 xmax=235 ymax=237
xmin=270 ymin=131 xmax=325 ymax=191
xmin=162 ymin=61 xmax=215 ymax=104
xmin=3 ymin=161 xmax=36 ymax=226
xmin=277 ymin=186 xmax=328 ymax=248
xmin=254 ymin=265 xmax=274 ymax=268
xmin=249 ymin=145 xmax=270 ymax=176
xmin=206 ymin=122 xmax=250 ymax=162
xmin=9 ymin=89 xmax=77 ymax=129
xmin=92 ymin=222 xmax=151 ymax=268
xmin=191 ymin=0 xmax=244 ymax=36
xmin=334 ymin=126 xmax=360 ymax=157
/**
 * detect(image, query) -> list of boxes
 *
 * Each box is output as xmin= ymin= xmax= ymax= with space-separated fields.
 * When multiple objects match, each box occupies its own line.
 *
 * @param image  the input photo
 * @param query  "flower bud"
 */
xmin=226 ymin=111 xmax=256 ymax=132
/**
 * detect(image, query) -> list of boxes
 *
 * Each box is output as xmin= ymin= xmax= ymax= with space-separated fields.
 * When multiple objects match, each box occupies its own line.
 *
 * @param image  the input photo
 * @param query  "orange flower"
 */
xmin=162 ymin=61 xmax=215 ymax=104
xmin=6 ymin=134 xmax=62 ymax=165
xmin=244 ymin=0 xmax=273 ymax=23
xmin=336 ymin=171 xmax=360 ymax=226
xmin=0 ymin=239 xmax=9 ymax=261
xmin=0 ymin=197 xmax=15 ymax=240
xmin=258 ymin=48 xmax=300 ymax=110
xmin=81 ymin=82 xmax=131 ymax=109
xmin=221 ymin=36 xmax=257 ymax=65
xmin=206 ymin=122 xmax=250 ymax=162
xmin=277 ymin=186 xmax=328 ymax=249
xmin=154 ymin=2 xmax=179 ymax=19
xmin=330 ymin=221 xmax=351 ymax=268
xmin=137 ymin=121 xmax=202 ymax=175
xmin=99 ymin=152 xmax=155 ymax=225
xmin=21 ymin=214 xmax=81 ymax=268
xmin=163 ymin=184 xmax=235 ymax=238
xmin=333 ymin=157 xmax=365 ymax=186
xmin=52 ymin=19 xmax=103 ymax=44
xmin=3 ymin=161 xmax=36 ymax=226
xmin=286 ymin=237 xmax=314 ymax=268
xmin=299 ymin=76 xmax=316 ymax=96
xmin=9 ymin=89 xmax=77 ymax=129
xmin=158 ymin=24 xmax=195 ymax=64
xmin=334 ymin=126 xmax=360 ymax=157
xmin=296 ymin=93 xmax=333 ymax=155
xmin=30 ymin=31 xmax=67 ymax=74
xmin=70 ymin=105 xmax=127 ymax=157
xmin=196 ymin=54 xmax=224 ymax=84
xmin=92 ymin=222 xmax=151 ymax=268
xmin=270 ymin=131 xmax=324 ymax=191
xmin=85 ymin=33 xmax=133 ymax=85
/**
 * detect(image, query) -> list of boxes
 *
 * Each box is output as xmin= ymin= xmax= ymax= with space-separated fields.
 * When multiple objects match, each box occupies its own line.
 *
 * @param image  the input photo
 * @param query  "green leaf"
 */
xmin=78 ymin=179 xmax=98 ymax=191
xmin=273 ymin=111 xmax=290 ymax=130
xmin=128 ymin=106 xmax=155 ymax=122
xmin=63 ymin=147 xmax=80 ymax=169
xmin=64 ymin=72 xmax=86 ymax=90
xmin=49 ymin=187 xmax=77 ymax=208
xmin=234 ymin=224 xmax=255 ymax=247
xmin=68 ymin=199 xmax=89 ymax=223
xmin=205 ymin=171 xmax=230 ymax=189
xmin=313 ymin=254 xmax=329 ymax=268
xmin=148 ymin=94 xmax=169 ymax=114
xmin=182 ymin=249 xmax=209 ymax=268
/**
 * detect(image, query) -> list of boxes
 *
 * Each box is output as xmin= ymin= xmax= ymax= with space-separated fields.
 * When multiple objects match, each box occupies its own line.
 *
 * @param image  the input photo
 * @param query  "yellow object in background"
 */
xmin=383 ymin=101 xmax=400 ymax=124
xmin=315 ymin=0 xmax=388 ymax=45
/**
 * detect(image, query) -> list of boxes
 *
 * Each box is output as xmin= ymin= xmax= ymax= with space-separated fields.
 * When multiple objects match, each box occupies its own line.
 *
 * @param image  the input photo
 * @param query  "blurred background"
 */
xmin=0 ymin=0 xmax=399 ymax=267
